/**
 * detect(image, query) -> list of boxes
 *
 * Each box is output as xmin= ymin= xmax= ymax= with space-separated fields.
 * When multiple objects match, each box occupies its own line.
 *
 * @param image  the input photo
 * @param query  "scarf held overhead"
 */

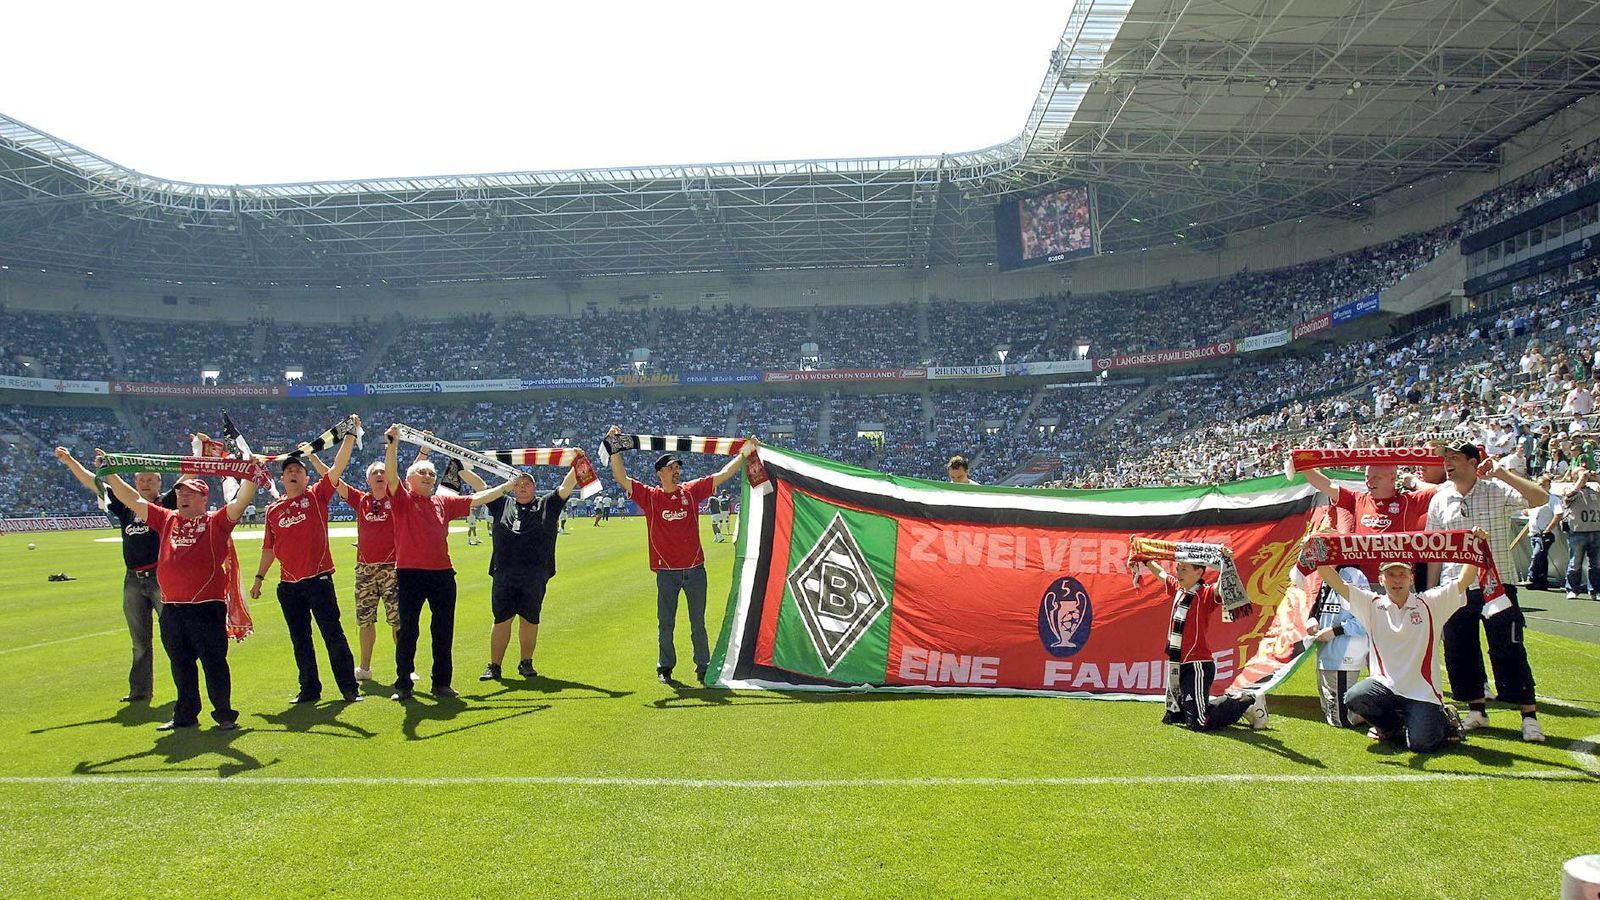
xmin=1295 ymin=529 xmax=1509 ymax=618
xmin=1285 ymin=447 xmax=1443 ymax=476
xmin=96 ymin=453 xmax=272 ymax=489
xmin=598 ymin=433 xmax=769 ymax=493
xmin=484 ymin=448 xmax=601 ymax=498
xmin=1128 ymin=536 xmax=1251 ymax=612
xmin=395 ymin=426 xmax=600 ymax=497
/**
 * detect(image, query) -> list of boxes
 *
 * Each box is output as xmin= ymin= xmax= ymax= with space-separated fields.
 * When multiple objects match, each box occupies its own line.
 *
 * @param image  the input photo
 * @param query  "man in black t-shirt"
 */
xmin=476 ymin=468 xmax=577 ymax=681
xmin=56 ymin=447 xmax=177 ymax=703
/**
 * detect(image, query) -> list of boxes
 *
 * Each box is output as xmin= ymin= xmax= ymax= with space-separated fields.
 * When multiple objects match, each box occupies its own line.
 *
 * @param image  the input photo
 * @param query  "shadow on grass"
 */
xmin=72 ymin=728 xmax=281 ymax=778
xmin=1364 ymin=730 xmax=1600 ymax=778
xmin=30 ymin=700 xmax=175 ymax=735
xmin=1210 ymin=727 xmax=1328 ymax=769
xmin=252 ymin=702 xmax=377 ymax=739
xmin=475 ymin=676 xmax=632 ymax=703
xmin=396 ymin=693 xmax=553 ymax=742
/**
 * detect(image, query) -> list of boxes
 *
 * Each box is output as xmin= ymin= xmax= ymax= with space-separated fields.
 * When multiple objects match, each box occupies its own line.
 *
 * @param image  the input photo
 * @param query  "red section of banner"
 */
xmin=1292 ymin=314 xmax=1332 ymax=340
xmin=751 ymin=481 xmax=1312 ymax=696
xmin=111 ymin=382 xmax=286 ymax=397
xmin=1092 ymin=341 xmax=1235 ymax=373
xmin=762 ymin=368 xmax=928 ymax=384
xmin=755 ymin=484 xmax=800 ymax=665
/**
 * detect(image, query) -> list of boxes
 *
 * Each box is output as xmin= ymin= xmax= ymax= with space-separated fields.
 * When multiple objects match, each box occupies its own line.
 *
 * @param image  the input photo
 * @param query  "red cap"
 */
xmin=175 ymin=477 xmax=210 ymax=496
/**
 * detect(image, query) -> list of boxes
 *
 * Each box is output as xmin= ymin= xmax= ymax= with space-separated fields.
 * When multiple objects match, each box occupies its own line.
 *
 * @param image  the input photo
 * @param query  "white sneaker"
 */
xmin=1521 ymin=717 xmax=1546 ymax=742
xmin=1245 ymin=693 xmax=1269 ymax=730
xmin=1461 ymin=709 xmax=1490 ymax=731
xmin=410 ymin=671 xmax=421 ymax=683
xmin=1567 ymin=591 xmax=1580 ymax=600
xmin=353 ymin=667 xmax=372 ymax=681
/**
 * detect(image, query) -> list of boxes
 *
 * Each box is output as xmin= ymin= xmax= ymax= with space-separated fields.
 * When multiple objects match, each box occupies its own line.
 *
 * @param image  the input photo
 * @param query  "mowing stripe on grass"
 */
xmin=0 ymin=772 xmax=1592 ymax=788
xmin=0 ymin=629 xmax=121 ymax=656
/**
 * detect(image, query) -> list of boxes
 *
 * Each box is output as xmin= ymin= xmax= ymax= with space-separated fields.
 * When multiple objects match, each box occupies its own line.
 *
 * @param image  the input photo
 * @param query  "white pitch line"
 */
xmin=0 ymin=629 xmax=121 ymax=656
xmin=1572 ymin=735 xmax=1600 ymax=775
xmin=0 ymin=772 xmax=1592 ymax=789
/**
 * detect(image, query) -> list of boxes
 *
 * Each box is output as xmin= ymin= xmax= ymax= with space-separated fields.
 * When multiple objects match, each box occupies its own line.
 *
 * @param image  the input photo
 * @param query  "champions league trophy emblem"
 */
xmin=1038 ymin=576 xmax=1093 ymax=657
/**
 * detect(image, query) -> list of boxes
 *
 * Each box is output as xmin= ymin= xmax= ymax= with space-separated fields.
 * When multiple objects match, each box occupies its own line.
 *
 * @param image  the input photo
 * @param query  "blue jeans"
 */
xmin=1344 ymin=678 xmax=1445 ymax=753
xmin=655 ymin=565 xmax=709 ymax=674
xmin=1566 ymin=530 xmax=1600 ymax=594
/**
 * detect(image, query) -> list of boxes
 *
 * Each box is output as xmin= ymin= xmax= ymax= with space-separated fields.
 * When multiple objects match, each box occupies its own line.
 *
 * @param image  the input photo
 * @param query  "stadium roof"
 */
xmin=3 ymin=0 xmax=1599 ymax=288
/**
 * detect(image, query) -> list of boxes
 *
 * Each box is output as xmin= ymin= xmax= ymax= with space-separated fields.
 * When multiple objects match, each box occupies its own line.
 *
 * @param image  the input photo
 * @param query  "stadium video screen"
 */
xmin=993 ymin=183 xmax=1096 ymax=271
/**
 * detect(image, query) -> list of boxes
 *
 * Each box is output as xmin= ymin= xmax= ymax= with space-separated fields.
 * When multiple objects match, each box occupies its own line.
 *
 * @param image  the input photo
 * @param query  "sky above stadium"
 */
xmin=3 ymin=2 xmax=1069 ymax=185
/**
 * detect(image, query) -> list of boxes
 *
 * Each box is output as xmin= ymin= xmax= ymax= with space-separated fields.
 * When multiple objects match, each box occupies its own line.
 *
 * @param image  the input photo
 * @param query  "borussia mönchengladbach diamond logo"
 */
xmin=786 ymin=512 xmax=889 ymax=671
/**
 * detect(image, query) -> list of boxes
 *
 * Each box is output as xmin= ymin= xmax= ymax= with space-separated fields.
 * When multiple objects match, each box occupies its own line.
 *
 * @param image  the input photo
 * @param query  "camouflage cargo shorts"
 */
xmin=354 ymin=562 xmax=399 ymax=627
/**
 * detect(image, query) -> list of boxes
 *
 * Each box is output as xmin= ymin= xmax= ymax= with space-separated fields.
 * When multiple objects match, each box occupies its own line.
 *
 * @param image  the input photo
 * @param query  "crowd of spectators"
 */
xmin=0 ymin=405 xmax=129 ymax=516
xmin=2 ymin=220 xmax=1454 ymax=388
xmin=0 ymin=309 xmax=105 ymax=380
xmin=1461 ymin=139 xmax=1600 ymax=233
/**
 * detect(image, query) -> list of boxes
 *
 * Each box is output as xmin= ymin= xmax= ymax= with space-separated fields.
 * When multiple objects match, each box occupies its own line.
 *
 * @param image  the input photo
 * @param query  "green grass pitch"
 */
xmin=1 ymin=520 xmax=1596 ymax=898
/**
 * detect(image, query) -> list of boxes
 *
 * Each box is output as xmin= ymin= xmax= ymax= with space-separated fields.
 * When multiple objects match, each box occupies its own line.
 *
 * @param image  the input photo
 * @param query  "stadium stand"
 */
xmin=9 ymin=137 xmax=1600 ymax=515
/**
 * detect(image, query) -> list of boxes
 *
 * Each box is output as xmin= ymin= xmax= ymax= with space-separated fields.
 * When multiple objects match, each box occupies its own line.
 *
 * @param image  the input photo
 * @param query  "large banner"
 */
xmin=710 ymin=448 xmax=1318 ymax=698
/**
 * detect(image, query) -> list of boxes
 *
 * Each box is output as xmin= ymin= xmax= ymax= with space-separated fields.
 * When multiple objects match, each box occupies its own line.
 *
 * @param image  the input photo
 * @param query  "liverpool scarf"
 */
xmin=96 ymin=452 xmax=272 ymax=489
xmin=1294 ymin=530 xmax=1510 ymax=617
xmin=1129 ymin=536 xmax=1250 ymax=612
xmin=1286 ymin=447 xmax=1443 ymax=475
xmin=598 ymin=433 xmax=770 ymax=493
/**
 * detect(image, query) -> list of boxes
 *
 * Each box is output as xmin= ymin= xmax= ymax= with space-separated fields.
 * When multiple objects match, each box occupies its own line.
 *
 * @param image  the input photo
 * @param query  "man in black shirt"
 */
xmin=475 ymin=467 xmax=577 ymax=681
xmin=56 ymin=446 xmax=177 ymax=703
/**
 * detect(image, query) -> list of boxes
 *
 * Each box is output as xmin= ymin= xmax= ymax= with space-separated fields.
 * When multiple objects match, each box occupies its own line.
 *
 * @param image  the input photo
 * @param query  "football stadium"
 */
xmin=3 ymin=2 xmax=1600 ymax=896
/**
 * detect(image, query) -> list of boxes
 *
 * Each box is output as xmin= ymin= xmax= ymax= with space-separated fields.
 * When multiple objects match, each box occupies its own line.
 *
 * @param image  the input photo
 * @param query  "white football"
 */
xmin=27 ymin=543 xmax=37 ymax=550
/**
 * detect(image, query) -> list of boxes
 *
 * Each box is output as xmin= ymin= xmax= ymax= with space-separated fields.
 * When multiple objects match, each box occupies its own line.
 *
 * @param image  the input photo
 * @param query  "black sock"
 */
xmin=1469 ymin=702 xmax=1487 ymax=714
xmin=1522 ymin=710 xmax=1537 ymax=720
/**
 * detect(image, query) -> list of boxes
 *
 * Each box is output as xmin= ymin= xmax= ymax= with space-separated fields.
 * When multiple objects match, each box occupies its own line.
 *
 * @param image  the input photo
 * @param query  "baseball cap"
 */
xmin=654 ymin=453 xmax=680 ymax=471
xmin=175 ymin=477 xmax=210 ymax=496
xmin=281 ymin=456 xmax=308 ymax=474
xmin=1448 ymin=442 xmax=1482 ymax=460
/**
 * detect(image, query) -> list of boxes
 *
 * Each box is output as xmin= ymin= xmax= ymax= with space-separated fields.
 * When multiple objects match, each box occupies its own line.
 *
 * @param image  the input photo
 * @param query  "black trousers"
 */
xmin=158 ymin=601 xmax=236 ymax=726
xmin=1344 ymin=679 xmax=1446 ymax=753
xmin=395 ymin=568 xmax=457 ymax=692
xmin=1166 ymin=660 xmax=1252 ymax=731
xmin=278 ymin=573 xmax=359 ymax=698
xmin=1442 ymin=584 xmax=1536 ymax=705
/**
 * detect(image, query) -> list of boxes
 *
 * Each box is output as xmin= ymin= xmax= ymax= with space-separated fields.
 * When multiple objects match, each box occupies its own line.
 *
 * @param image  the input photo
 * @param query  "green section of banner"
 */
xmin=771 ymin=490 xmax=897 ymax=683
xmin=706 ymin=476 xmax=753 ymax=685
